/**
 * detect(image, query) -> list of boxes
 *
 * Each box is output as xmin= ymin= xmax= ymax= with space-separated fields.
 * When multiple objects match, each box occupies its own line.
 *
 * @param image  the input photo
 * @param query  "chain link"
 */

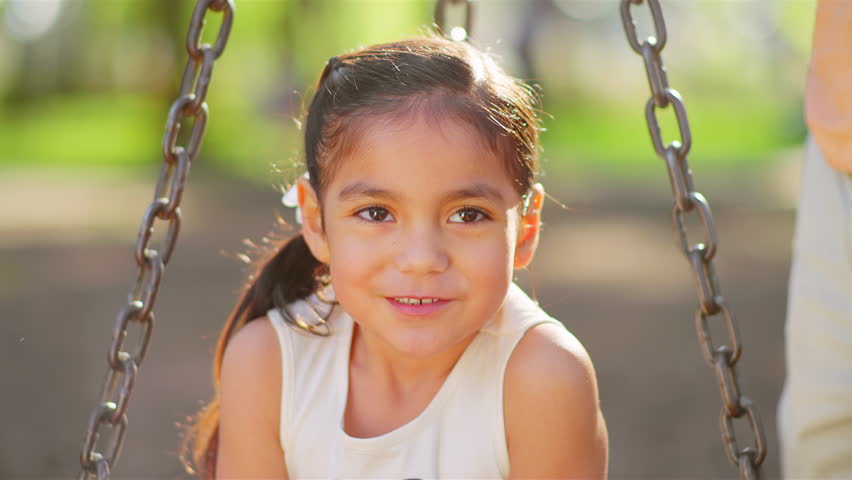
xmin=646 ymin=89 xmax=692 ymax=158
xmin=641 ymin=42 xmax=670 ymax=108
xmin=77 ymin=1 xmax=234 ymax=478
xmin=107 ymin=302 xmax=154 ymax=370
xmin=696 ymin=300 xmax=742 ymax=366
xmin=434 ymin=0 xmax=473 ymax=41
xmin=722 ymin=398 xmax=767 ymax=467
xmin=662 ymin=146 xmax=694 ymax=212
xmin=621 ymin=0 xmax=667 ymax=54
xmin=620 ymin=1 xmax=767 ymax=477
xmin=163 ymin=95 xmax=209 ymax=165
xmin=673 ymin=192 xmax=717 ymax=260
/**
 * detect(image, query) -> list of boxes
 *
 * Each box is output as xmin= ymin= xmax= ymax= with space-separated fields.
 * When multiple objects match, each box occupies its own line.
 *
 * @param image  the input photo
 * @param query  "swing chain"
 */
xmin=620 ymin=0 xmax=768 ymax=477
xmin=78 ymin=1 xmax=234 ymax=479
xmin=434 ymin=0 xmax=473 ymax=41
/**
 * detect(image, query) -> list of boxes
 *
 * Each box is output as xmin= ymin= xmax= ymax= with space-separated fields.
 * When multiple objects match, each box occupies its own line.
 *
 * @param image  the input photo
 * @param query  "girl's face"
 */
xmin=299 ymin=115 xmax=543 ymax=360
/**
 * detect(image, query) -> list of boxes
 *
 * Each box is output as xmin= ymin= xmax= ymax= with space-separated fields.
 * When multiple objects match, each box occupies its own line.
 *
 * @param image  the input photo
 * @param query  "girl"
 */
xmin=184 ymin=34 xmax=608 ymax=479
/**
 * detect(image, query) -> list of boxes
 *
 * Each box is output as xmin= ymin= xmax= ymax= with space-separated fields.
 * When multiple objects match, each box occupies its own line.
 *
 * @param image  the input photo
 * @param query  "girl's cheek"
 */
xmin=449 ymin=231 xmax=514 ymax=265
xmin=330 ymin=231 xmax=391 ymax=272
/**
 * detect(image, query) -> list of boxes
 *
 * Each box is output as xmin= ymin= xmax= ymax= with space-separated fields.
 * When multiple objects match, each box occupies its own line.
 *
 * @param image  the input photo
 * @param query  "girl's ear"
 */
xmin=297 ymin=178 xmax=331 ymax=264
xmin=513 ymin=183 xmax=544 ymax=270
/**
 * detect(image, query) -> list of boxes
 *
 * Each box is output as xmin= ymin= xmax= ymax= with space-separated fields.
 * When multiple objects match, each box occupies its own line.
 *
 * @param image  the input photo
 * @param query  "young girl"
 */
xmin=184 ymin=34 xmax=608 ymax=479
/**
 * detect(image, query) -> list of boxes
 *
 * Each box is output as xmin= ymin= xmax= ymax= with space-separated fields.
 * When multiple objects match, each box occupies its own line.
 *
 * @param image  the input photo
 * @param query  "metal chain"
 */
xmin=619 ymin=1 xmax=767 ymax=478
xmin=434 ymin=0 xmax=473 ymax=41
xmin=77 ymin=1 xmax=234 ymax=478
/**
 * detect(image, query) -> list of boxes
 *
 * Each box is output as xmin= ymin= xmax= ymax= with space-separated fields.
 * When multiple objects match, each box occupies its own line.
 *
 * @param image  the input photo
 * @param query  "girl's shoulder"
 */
xmin=501 ymin=290 xmax=608 ymax=478
xmin=218 ymin=316 xmax=284 ymax=442
xmin=218 ymin=317 xmax=291 ymax=477
xmin=506 ymin=321 xmax=594 ymax=390
xmin=501 ymin=285 xmax=594 ymax=398
xmin=221 ymin=316 xmax=283 ymax=404
xmin=496 ymin=284 xmax=597 ymax=403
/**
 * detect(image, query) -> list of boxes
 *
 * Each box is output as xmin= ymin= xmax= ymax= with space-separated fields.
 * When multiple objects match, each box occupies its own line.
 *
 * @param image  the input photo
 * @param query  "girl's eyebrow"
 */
xmin=441 ymin=183 xmax=505 ymax=204
xmin=338 ymin=181 xmax=505 ymax=204
xmin=338 ymin=182 xmax=401 ymax=202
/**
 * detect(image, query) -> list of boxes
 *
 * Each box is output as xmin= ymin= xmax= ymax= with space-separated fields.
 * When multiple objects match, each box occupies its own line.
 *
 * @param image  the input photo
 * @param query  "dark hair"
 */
xmin=181 ymin=33 xmax=544 ymax=479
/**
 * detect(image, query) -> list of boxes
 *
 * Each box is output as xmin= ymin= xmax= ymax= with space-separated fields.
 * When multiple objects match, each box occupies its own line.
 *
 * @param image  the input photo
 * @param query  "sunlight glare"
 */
xmin=4 ymin=0 xmax=64 ymax=43
xmin=450 ymin=26 xmax=467 ymax=42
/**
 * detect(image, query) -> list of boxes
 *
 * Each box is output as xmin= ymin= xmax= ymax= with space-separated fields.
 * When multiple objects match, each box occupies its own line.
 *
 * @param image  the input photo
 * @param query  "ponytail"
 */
xmin=181 ymin=229 xmax=322 ymax=479
xmin=183 ymin=55 xmax=345 ymax=480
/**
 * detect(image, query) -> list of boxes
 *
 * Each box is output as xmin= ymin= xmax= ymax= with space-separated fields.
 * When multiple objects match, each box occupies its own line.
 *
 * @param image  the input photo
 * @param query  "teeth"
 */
xmin=395 ymin=297 xmax=439 ymax=305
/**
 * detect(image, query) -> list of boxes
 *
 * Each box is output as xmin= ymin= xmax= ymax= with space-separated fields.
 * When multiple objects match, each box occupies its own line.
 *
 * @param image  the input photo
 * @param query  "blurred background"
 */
xmin=0 ymin=0 xmax=816 ymax=478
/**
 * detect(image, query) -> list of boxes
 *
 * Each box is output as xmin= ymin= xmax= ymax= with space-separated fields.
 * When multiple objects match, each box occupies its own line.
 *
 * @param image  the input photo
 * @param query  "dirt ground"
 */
xmin=0 ymin=163 xmax=800 ymax=479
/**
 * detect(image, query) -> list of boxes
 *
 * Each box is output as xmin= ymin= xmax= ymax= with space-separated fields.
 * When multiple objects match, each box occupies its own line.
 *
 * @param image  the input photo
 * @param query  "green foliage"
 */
xmin=0 ymin=0 xmax=813 ymax=183
xmin=0 ymin=95 xmax=159 ymax=168
xmin=540 ymin=95 xmax=806 ymax=177
xmin=0 ymin=91 xmax=805 ymax=182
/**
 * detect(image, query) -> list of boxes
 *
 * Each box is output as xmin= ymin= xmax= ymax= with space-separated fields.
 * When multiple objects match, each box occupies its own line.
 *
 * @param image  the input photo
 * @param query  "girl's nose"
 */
xmin=394 ymin=225 xmax=450 ymax=275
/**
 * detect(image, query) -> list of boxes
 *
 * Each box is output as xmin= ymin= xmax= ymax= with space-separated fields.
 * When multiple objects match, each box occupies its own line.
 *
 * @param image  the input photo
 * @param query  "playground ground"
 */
xmin=0 ymin=154 xmax=802 ymax=479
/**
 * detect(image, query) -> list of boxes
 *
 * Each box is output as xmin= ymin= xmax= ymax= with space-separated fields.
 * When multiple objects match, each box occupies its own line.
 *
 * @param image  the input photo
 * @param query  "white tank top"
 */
xmin=266 ymin=282 xmax=566 ymax=479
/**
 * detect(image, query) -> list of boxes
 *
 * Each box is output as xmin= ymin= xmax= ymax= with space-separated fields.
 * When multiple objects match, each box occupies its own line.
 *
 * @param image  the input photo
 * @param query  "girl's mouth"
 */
xmin=386 ymin=297 xmax=450 ymax=316
xmin=393 ymin=297 xmax=441 ymax=305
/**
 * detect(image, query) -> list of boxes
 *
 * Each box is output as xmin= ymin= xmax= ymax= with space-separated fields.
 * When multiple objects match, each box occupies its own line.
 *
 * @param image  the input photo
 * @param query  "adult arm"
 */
xmin=216 ymin=317 xmax=290 ymax=479
xmin=805 ymin=0 xmax=852 ymax=172
xmin=504 ymin=322 xmax=609 ymax=479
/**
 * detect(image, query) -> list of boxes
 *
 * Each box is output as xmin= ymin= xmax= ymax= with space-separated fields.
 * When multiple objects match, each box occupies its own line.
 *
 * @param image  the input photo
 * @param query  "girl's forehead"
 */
xmin=322 ymin=116 xmax=519 ymax=202
xmin=365 ymin=113 xmax=486 ymax=151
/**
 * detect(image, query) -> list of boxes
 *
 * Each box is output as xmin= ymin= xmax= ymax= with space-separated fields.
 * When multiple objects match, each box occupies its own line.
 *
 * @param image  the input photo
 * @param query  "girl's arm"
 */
xmin=504 ymin=322 xmax=609 ymax=479
xmin=216 ymin=317 xmax=290 ymax=479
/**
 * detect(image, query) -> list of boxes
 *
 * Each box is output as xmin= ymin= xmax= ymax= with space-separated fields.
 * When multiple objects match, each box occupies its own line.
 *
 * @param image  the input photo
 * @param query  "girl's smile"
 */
xmin=385 ymin=297 xmax=452 ymax=317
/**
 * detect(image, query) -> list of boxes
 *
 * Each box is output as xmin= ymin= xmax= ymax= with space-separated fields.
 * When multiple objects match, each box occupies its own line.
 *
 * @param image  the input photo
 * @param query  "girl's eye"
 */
xmin=449 ymin=207 xmax=488 ymax=224
xmin=357 ymin=206 xmax=394 ymax=222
